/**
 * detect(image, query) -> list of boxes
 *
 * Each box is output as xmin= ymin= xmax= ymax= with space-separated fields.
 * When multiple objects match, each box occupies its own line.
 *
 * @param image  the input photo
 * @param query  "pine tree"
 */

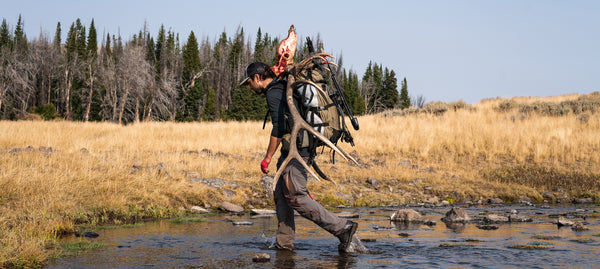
xmin=202 ymin=87 xmax=217 ymax=121
xmin=181 ymin=30 xmax=203 ymax=121
xmin=369 ymin=63 xmax=384 ymax=112
xmin=65 ymin=22 xmax=77 ymax=61
xmin=104 ymin=33 xmax=111 ymax=58
xmin=53 ymin=22 xmax=61 ymax=49
xmin=13 ymin=14 xmax=26 ymax=53
xmin=76 ymin=19 xmax=86 ymax=60
xmin=182 ymin=31 xmax=200 ymax=85
xmin=382 ymin=68 xmax=399 ymax=109
xmin=349 ymin=71 xmax=365 ymax=115
xmin=145 ymin=34 xmax=154 ymax=63
xmin=1 ymin=19 xmax=12 ymax=49
xmin=399 ymin=77 xmax=410 ymax=109
xmin=254 ymin=27 xmax=263 ymax=61
xmin=86 ymin=19 xmax=97 ymax=59
xmin=228 ymin=86 xmax=268 ymax=121
xmin=183 ymin=79 xmax=204 ymax=121
xmin=154 ymin=25 xmax=165 ymax=79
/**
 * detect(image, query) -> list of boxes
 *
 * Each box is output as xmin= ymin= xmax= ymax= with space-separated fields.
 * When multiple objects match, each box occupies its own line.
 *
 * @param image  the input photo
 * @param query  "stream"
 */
xmin=48 ymin=205 xmax=600 ymax=268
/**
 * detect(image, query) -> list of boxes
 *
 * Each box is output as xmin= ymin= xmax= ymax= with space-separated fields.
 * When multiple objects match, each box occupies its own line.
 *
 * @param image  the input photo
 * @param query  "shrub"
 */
xmin=34 ymin=103 xmax=57 ymax=120
xmin=494 ymin=100 xmax=517 ymax=112
xmin=448 ymin=100 xmax=467 ymax=111
xmin=423 ymin=101 xmax=448 ymax=115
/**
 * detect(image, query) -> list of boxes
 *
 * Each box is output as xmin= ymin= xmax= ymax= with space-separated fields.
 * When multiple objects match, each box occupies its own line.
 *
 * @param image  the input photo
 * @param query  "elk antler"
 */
xmin=272 ymin=74 xmax=358 ymax=191
xmin=296 ymin=52 xmax=337 ymax=71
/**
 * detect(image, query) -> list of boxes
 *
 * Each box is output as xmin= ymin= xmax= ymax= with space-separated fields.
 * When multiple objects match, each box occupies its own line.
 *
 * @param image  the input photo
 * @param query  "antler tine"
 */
xmin=297 ymin=53 xmax=335 ymax=70
xmin=273 ymin=74 xmax=326 ymax=191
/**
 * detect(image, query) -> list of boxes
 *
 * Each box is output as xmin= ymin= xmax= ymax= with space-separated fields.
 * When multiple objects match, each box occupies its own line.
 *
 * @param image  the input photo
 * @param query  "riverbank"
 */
xmin=1 ymin=93 xmax=599 ymax=268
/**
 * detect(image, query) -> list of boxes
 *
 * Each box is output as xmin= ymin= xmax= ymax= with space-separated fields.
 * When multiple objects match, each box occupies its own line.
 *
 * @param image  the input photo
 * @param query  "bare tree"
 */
xmin=29 ymin=33 xmax=57 ymax=106
xmin=98 ymin=56 xmax=118 ymax=121
xmin=0 ymin=50 xmax=9 ymax=114
xmin=82 ymin=56 xmax=99 ymax=122
xmin=7 ymin=52 xmax=37 ymax=117
xmin=411 ymin=94 xmax=426 ymax=108
xmin=116 ymin=44 xmax=152 ymax=124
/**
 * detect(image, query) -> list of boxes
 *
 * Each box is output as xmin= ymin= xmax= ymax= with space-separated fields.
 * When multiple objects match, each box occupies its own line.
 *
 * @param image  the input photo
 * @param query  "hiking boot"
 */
xmin=275 ymin=243 xmax=295 ymax=251
xmin=336 ymin=220 xmax=358 ymax=251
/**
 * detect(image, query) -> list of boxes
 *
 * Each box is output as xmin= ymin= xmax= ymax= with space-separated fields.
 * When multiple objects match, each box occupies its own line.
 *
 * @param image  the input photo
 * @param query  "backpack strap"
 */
xmin=262 ymin=108 xmax=269 ymax=129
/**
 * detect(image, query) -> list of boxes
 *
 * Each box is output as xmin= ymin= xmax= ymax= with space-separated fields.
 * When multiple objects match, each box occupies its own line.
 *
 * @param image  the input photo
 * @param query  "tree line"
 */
xmin=0 ymin=15 xmax=414 ymax=123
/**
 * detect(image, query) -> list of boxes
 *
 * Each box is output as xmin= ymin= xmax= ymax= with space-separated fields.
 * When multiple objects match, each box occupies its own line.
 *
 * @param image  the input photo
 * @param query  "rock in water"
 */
xmin=441 ymin=207 xmax=471 ymax=223
xmin=218 ymin=202 xmax=244 ymax=213
xmin=340 ymin=234 xmax=369 ymax=253
xmin=484 ymin=214 xmax=509 ymax=223
xmin=572 ymin=222 xmax=589 ymax=231
xmin=250 ymin=209 xmax=276 ymax=215
xmin=76 ymin=231 xmax=99 ymax=238
xmin=390 ymin=209 xmax=423 ymax=222
xmin=252 ymin=253 xmax=270 ymax=262
xmin=190 ymin=206 xmax=210 ymax=214
xmin=556 ymin=216 xmax=574 ymax=227
xmin=232 ymin=221 xmax=254 ymax=226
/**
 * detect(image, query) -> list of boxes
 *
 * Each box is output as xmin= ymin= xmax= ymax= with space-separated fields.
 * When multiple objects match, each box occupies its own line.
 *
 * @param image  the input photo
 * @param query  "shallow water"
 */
xmin=48 ymin=205 xmax=600 ymax=268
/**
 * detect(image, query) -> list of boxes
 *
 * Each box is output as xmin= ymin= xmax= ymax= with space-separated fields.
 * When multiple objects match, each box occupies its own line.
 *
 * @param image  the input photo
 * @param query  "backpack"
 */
xmin=280 ymin=55 xmax=356 ymax=164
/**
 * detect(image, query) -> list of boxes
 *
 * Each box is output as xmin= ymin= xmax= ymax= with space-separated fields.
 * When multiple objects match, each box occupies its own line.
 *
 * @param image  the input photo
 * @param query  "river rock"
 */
xmin=365 ymin=178 xmax=380 ymax=190
xmin=250 ymin=209 xmax=276 ymax=215
xmin=488 ymin=198 xmax=503 ymax=204
xmin=390 ymin=209 xmax=423 ymax=223
xmin=76 ymin=231 xmax=99 ymax=238
xmin=223 ymin=189 xmax=236 ymax=198
xmin=190 ymin=206 xmax=210 ymax=214
xmin=437 ymin=200 xmax=451 ymax=207
xmin=542 ymin=192 xmax=556 ymax=201
xmin=484 ymin=214 xmax=509 ymax=223
xmin=424 ymin=220 xmax=437 ymax=226
xmin=337 ymin=212 xmax=360 ymax=218
xmin=260 ymin=175 xmax=274 ymax=199
xmin=556 ymin=216 xmax=574 ymax=227
xmin=572 ymin=198 xmax=594 ymax=204
xmin=425 ymin=196 xmax=440 ymax=204
xmin=218 ymin=202 xmax=244 ymax=213
xmin=571 ymin=222 xmax=589 ymax=231
xmin=509 ymin=214 xmax=533 ymax=222
xmin=253 ymin=253 xmax=270 ymax=262
xmin=441 ymin=207 xmax=471 ymax=223
xmin=232 ymin=221 xmax=253 ymax=226
xmin=192 ymin=177 xmax=226 ymax=188
xmin=476 ymin=224 xmax=499 ymax=230
xmin=336 ymin=191 xmax=354 ymax=202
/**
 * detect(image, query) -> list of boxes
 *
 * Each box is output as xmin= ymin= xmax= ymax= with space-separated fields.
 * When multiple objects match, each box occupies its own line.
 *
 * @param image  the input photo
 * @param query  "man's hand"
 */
xmin=261 ymin=159 xmax=270 ymax=174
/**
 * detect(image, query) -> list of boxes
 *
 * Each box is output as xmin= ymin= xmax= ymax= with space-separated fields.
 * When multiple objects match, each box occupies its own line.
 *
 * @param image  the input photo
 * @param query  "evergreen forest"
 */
xmin=0 ymin=16 xmax=412 ymax=123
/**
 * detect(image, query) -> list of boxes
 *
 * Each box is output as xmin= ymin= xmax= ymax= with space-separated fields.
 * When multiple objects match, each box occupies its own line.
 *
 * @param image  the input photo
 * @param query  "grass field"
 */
xmin=1 ymin=93 xmax=599 ymax=267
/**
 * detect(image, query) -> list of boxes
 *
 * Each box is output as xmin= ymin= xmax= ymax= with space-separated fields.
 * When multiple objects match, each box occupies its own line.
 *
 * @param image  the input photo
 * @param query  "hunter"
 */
xmin=240 ymin=62 xmax=357 ymax=251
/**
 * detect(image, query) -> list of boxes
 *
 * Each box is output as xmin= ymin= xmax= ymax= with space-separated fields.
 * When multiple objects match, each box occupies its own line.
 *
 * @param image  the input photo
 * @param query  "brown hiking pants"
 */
xmin=274 ymin=158 xmax=347 ymax=250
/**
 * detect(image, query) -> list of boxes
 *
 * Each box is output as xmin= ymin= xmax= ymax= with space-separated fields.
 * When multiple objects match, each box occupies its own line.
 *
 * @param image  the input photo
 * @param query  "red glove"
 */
xmin=261 ymin=160 xmax=269 ymax=174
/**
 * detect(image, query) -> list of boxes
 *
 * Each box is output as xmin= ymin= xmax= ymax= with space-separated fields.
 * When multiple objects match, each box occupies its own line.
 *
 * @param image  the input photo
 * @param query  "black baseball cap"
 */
xmin=239 ymin=62 xmax=269 ymax=86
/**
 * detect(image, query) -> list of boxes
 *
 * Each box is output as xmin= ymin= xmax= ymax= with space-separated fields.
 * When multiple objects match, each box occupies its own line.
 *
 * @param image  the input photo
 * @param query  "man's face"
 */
xmin=247 ymin=74 xmax=263 ymax=94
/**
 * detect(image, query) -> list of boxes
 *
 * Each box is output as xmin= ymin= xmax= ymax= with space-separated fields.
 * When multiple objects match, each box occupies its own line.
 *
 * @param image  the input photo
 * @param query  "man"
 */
xmin=240 ymin=62 xmax=357 ymax=251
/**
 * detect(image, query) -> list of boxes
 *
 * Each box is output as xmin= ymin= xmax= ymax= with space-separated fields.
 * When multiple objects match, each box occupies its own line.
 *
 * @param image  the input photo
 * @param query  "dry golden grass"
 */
xmin=1 ymin=93 xmax=599 ymax=267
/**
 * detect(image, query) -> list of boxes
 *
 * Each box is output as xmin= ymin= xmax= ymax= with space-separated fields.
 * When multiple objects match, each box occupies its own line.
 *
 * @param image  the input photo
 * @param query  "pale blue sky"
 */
xmin=3 ymin=0 xmax=599 ymax=103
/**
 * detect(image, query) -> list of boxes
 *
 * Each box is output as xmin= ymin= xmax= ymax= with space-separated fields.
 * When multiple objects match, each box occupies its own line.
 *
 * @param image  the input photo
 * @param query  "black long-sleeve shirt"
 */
xmin=265 ymin=79 xmax=310 ymax=158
